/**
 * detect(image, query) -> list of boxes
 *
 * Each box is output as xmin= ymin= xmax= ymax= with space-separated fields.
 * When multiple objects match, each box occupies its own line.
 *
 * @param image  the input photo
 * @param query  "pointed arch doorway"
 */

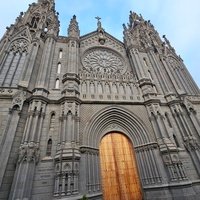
xmin=99 ymin=132 xmax=143 ymax=200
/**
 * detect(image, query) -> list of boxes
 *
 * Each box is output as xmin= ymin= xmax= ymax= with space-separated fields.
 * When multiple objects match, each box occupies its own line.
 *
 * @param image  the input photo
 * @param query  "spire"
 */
xmin=128 ymin=11 xmax=144 ymax=29
xmin=38 ymin=0 xmax=54 ymax=3
xmin=68 ymin=15 xmax=80 ymax=38
xmin=163 ymin=35 xmax=175 ymax=53
xmin=123 ymin=10 xmax=165 ymax=53
xmin=37 ymin=0 xmax=55 ymax=10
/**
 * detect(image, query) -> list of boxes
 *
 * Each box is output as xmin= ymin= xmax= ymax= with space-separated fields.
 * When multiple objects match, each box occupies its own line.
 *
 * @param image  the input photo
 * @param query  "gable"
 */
xmin=80 ymin=31 xmax=125 ymax=55
xmin=79 ymin=31 xmax=132 ymax=73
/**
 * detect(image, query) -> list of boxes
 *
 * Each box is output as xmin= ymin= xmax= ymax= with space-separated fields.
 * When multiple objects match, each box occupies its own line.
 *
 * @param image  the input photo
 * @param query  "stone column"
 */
xmin=9 ymin=100 xmax=46 ymax=200
xmin=36 ymin=36 xmax=56 ymax=90
xmin=128 ymin=48 xmax=145 ymax=79
xmin=19 ymin=42 xmax=39 ymax=88
xmin=147 ymin=103 xmax=188 ymax=182
xmin=0 ymin=107 xmax=20 ymax=187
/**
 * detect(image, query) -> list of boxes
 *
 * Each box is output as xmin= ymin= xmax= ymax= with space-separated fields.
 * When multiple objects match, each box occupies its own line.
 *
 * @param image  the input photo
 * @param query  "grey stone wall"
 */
xmin=0 ymin=1 xmax=200 ymax=200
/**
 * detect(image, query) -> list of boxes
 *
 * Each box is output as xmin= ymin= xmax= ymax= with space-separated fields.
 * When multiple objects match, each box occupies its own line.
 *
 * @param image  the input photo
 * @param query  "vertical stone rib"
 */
xmin=148 ymin=52 xmax=169 ymax=93
xmin=179 ymin=69 xmax=190 ymax=93
xmin=174 ymin=68 xmax=186 ymax=92
xmin=150 ymin=149 xmax=162 ymax=182
xmin=0 ymin=51 xmax=9 ymax=73
xmin=58 ymin=117 xmax=63 ymax=145
xmin=183 ymin=67 xmax=200 ymax=94
xmin=1 ymin=53 xmax=15 ymax=86
xmin=21 ymin=43 xmax=39 ymax=85
xmin=189 ymin=112 xmax=200 ymax=137
xmin=30 ymin=114 xmax=39 ymax=142
xmin=24 ymin=114 xmax=33 ymax=143
xmin=151 ymin=115 xmax=162 ymax=139
xmin=179 ymin=113 xmax=192 ymax=137
xmin=0 ymin=110 xmax=20 ymax=187
xmin=161 ymin=59 xmax=181 ymax=93
xmin=36 ymin=113 xmax=45 ymax=143
xmin=63 ymin=115 xmax=67 ymax=143
xmin=71 ymin=115 xmax=75 ymax=142
xmin=36 ymin=37 xmax=55 ymax=89
xmin=67 ymin=113 xmax=72 ymax=142
xmin=135 ymin=151 xmax=144 ymax=184
xmin=144 ymin=149 xmax=154 ymax=184
xmin=9 ymin=53 xmax=21 ymax=86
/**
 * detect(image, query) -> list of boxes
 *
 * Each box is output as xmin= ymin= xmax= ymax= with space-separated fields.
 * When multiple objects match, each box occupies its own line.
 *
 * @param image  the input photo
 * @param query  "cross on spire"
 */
xmin=95 ymin=16 xmax=102 ymax=29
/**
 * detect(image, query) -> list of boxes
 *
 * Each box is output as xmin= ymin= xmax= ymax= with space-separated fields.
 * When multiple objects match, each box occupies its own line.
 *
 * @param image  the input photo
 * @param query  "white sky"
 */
xmin=0 ymin=0 xmax=200 ymax=87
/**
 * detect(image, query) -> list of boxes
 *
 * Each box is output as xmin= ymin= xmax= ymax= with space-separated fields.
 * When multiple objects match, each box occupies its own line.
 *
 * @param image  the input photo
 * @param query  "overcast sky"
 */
xmin=0 ymin=0 xmax=200 ymax=87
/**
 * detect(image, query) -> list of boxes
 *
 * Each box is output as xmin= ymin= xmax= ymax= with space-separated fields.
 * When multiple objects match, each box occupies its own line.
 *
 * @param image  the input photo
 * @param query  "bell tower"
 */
xmin=53 ymin=15 xmax=81 ymax=197
xmin=123 ymin=11 xmax=200 ymax=187
xmin=3 ymin=1 xmax=60 ymax=200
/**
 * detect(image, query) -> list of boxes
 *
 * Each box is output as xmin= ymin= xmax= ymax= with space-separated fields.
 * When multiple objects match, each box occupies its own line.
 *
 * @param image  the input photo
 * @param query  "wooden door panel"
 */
xmin=100 ymin=133 xmax=143 ymax=200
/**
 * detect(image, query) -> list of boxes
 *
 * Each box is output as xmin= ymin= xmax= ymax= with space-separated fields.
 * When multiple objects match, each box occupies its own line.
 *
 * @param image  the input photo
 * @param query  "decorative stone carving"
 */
xmin=18 ymin=142 xmax=40 ymax=163
xmin=80 ymin=147 xmax=99 ymax=154
xmin=12 ymin=90 xmax=27 ymax=111
xmin=168 ymin=56 xmax=183 ymax=70
xmin=184 ymin=136 xmax=200 ymax=151
xmin=82 ymin=48 xmax=126 ymax=74
xmin=9 ymin=38 xmax=29 ymax=53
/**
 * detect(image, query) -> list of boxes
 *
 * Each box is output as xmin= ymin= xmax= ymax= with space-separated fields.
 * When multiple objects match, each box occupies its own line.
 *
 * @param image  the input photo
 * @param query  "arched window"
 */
xmin=126 ymin=84 xmax=133 ymax=95
xmin=105 ymin=83 xmax=111 ymax=94
xmin=90 ymin=82 xmax=95 ymax=94
xmin=98 ymin=83 xmax=103 ymax=94
xmin=59 ymin=49 xmax=63 ymax=59
xmin=165 ymin=113 xmax=172 ymax=128
xmin=143 ymin=58 xmax=148 ymax=67
xmin=49 ymin=113 xmax=55 ymax=131
xmin=173 ymin=134 xmax=180 ymax=147
xmin=148 ymin=70 xmax=153 ymax=80
xmin=57 ymin=63 xmax=61 ymax=74
xmin=30 ymin=16 xmax=40 ymax=29
xmin=119 ymin=84 xmax=125 ymax=95
xmin=55 ymin=79 xmax=59 ymax=89
xmin=82 ymin=82 xmax=87 ymax=93
xmin=46 ymin=139 xmax=52 ymax=156
xmin=112 ymin=84 xmax=118 ymax=94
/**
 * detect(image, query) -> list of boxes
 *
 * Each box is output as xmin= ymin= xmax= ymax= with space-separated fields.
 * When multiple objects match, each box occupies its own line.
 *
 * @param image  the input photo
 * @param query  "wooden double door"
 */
xmin=99 ymin=133 xmax=143 ymax=200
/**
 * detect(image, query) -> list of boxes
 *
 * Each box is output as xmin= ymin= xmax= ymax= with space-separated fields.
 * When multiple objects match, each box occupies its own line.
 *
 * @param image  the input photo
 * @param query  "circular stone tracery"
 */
xmin=9 ymin=39 xmax=29 ymax=53
xmin=82 ymin=49 xmax=126 ymax=74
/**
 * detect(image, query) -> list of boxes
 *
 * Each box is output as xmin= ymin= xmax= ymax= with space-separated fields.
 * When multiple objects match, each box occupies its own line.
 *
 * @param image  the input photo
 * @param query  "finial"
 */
xmin=68 ymin=15 xmax=80 ymax=37
xmin=123 ymin=23 xmax=127 ymax=32
xmin=163 ymin=35 xmax=170 ymax=46
xmin=163 ymin=35 xmax=175 ymax=52
xmin=95 ymin=16 xmax=102 ymax=29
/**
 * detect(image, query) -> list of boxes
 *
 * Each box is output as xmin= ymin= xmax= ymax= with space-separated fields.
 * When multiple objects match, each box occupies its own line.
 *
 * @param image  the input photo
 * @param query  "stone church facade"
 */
xmin=0 ymin=0 xmax=200 ymax=199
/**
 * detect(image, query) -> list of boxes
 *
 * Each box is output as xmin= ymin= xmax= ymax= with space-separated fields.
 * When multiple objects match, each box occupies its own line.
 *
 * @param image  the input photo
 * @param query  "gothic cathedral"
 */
xmin=0 ymin=0 xmax=200 ymax=200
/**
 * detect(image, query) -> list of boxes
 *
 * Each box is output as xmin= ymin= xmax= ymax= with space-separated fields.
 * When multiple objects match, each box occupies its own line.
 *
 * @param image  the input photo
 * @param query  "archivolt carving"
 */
xmin=82 ymin=48 xmax=126 ymax=74
xmin=83 ymin=106 xmax=151 ymax=147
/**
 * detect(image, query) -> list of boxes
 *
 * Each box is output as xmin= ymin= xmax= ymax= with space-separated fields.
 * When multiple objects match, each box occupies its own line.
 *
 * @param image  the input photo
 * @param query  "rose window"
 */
xmin=82 ymin=49 xmax=126 ymax=74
